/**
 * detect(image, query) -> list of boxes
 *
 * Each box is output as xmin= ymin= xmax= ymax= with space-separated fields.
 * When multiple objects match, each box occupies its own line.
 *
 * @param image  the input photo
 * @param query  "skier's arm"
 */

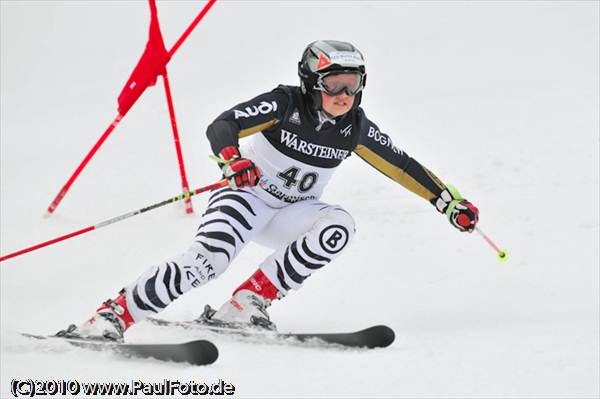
xmin=354 ymin=114 xmax=446 ymax=202
xmin=205 ymin=87 xmax=290 ymax=190
xmin=354 ymin=111 xmax=479 ymax=232
xmin=206 ymin=88 xmax=289 ymax=155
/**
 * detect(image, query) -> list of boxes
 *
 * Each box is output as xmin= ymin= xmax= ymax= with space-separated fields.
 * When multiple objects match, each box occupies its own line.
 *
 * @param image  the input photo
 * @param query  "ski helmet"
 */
xmin=298 ymin=40 xmax=367 ymax=112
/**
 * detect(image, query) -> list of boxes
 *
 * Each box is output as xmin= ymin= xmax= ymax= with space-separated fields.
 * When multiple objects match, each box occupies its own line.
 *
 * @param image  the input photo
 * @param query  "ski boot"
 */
xmin=198 ymin=269 xmax=280 ymax=331
xmin=56 ymin=289 xmax=134 ymax=342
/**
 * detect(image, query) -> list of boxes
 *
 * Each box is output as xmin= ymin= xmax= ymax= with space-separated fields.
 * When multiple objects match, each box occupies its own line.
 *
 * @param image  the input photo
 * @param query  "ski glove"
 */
xmin=434 ymin=185 xmax=479 ymax=233
xmin=215 ymin=146 xmax=261 ymax=190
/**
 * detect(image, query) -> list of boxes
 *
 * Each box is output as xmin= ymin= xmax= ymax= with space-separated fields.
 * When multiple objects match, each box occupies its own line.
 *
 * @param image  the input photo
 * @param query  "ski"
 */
xmin=146 ymin=318 xmax=395 ymax=349
xmin=21 ymin=333 xmax=219 ymax=366
xmin=280 ymin=325 xmax=395 ymax=348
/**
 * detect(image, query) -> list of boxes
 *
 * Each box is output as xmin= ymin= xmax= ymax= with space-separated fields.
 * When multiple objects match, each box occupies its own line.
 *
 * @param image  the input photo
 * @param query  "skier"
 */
xmin=60 ymin=40 xmax=479 ymax=341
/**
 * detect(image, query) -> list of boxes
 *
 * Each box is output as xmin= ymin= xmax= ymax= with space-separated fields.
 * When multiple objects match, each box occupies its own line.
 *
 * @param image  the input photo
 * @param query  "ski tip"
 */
xmin=21 ymin=332 xmax=52 ymax=341
xmin=367 ymin=325 xmax=396 ymax=348
xmin=183 ymin=340 xmax=219 ymax=365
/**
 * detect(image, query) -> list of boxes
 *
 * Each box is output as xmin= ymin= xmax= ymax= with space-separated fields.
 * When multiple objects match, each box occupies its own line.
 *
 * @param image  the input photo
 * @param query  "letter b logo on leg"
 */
xmin=326 ymin=230 xmax=343 ymax=248
xmin=319 ymin=225 xmax=349 ymax=254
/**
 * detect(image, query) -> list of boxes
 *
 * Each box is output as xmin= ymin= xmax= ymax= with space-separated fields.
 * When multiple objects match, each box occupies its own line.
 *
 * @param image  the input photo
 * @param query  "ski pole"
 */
xmin=475 ymin=226 xmax=508 ymax=262
xmin=1 ymin=179 xmax=228 ymax=263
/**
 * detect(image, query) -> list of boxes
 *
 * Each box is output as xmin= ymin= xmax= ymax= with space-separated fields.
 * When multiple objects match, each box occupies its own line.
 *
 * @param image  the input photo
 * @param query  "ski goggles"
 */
xmin=315 ymin=71 xmax=365 ymax=96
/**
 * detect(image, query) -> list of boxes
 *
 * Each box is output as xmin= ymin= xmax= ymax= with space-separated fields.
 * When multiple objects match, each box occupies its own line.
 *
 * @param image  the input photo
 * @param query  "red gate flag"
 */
xmin=46 ymin=0 xmax=217 ymax=216
xmin=118 ymin=0 xmax=171 ymax=115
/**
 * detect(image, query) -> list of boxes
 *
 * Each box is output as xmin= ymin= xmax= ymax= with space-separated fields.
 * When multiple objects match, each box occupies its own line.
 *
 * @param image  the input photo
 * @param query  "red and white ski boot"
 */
xmin=200 ymin=269 xmax=281 ymax=330
xmin=57 ymin=289 xmax=134 ymax=342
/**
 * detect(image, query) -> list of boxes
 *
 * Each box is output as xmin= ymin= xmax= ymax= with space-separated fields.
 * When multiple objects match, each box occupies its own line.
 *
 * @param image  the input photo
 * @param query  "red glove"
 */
xmin=218 ymin=146 xmax=261 ymax=190
xmin=434 ymin=185 xmax=479 ymax=233
xmin=448 ymin=199 xmax=479 ymax=232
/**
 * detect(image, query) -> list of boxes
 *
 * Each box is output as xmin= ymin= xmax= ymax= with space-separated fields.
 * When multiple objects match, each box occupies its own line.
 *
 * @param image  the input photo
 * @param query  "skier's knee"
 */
xmin=315 ymin=206 xmax=355 ymax=255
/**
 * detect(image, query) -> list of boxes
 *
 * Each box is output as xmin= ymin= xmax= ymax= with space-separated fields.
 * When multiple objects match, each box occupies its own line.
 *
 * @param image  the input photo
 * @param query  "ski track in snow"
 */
xmin=1 ymin=2 xmax=598 ymax=398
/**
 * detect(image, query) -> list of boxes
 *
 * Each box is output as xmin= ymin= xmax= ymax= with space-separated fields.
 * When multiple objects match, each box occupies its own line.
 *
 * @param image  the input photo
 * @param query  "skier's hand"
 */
xmin=434 ymin=185 xmax=479 ymax=233
xmin=217 ymin=146 xmax=261 ymax=190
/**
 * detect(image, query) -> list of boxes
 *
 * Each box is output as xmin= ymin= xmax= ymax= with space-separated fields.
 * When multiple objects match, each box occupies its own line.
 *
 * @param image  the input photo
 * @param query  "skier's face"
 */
xmin=321 ymin=91 xmax=355 ymax=117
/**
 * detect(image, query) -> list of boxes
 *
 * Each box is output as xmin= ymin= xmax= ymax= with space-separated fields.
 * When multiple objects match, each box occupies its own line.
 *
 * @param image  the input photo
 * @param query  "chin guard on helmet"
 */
xmin=298 ymin=40 xmax=367 ymax=113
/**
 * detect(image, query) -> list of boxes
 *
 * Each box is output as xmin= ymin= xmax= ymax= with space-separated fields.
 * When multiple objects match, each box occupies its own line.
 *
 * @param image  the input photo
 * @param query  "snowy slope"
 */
xmin=1 ymin=1 xmax=598 ymax=397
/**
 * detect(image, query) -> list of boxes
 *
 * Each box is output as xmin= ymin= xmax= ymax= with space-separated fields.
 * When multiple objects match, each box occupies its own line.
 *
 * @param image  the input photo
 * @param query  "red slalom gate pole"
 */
xmin=159 ymin=0 xmax=218 ymax=214
xmin=2 ymin=179 xmax=228 ymax=263
xmin=162 ymin=70 xmax=193 ymax=214
xmin=46 ymin=114 xmax=123 ymax=215
xmin=168 ymin=0 xmax=217 ymax=57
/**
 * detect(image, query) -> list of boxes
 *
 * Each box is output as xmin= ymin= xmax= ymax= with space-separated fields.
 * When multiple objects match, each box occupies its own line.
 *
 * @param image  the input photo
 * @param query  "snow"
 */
xmin=1 ymin=1 xmax=598 ymax=398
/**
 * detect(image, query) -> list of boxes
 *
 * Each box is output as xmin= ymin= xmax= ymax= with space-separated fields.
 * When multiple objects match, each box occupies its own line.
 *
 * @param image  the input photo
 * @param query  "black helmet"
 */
xmin=298 ymin=40 xmax=367 ymax=112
